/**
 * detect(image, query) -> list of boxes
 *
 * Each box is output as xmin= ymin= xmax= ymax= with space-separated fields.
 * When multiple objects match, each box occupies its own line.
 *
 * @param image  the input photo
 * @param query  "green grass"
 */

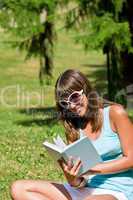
xmin=0 ymin=27 xmax=132 ymax=200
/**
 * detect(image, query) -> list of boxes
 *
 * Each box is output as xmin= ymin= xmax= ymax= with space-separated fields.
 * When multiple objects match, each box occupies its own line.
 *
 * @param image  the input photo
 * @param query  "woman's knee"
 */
xmin=11 ymin=180 xmax=28 ymax=199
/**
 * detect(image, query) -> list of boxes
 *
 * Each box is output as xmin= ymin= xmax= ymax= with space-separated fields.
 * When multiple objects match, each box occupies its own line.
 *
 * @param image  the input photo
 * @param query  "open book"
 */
xmin=43 ymin=134 xmax=102 ymax=176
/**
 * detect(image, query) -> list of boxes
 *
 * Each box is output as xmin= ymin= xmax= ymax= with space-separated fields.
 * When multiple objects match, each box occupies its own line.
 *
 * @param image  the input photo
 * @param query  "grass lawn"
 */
xmin=0 ymin=27 xmax=132 ymax=199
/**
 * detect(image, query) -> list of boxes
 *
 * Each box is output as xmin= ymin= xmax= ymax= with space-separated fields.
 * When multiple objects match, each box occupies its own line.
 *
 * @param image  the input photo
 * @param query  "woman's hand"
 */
xmin=58 ymin=156 xmax=83 ymax=187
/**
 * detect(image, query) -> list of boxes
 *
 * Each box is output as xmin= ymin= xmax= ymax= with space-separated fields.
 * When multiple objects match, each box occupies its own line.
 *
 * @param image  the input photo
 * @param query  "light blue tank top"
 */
xmin=79 ymin=106 xmax=133 ymax=200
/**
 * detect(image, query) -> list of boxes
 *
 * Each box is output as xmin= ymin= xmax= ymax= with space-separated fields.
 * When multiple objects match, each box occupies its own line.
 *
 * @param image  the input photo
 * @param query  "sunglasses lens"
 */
xmin=69 ymin=93 xmax=82 ymax=103
xmin=58 ymin=90 xmax=83 ymax=109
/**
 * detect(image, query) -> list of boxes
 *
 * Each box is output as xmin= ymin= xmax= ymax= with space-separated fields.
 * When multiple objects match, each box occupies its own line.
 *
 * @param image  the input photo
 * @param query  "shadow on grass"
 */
xmin=83 ymin=64 xmax=106 ymax=68
xmin=16 ymin=106 xmax=60 ymax=127
xmin=19 ymin=106 xmax=57 ymax=115
xmin=83 ymin=63 xmax=107 ymax=94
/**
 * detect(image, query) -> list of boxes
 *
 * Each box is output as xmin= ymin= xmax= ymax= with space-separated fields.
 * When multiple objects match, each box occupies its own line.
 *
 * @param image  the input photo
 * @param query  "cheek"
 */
xmin=83 ymin=95 xmax=88 ymax=105
xmin=81 ymin=96 xmax=88 ymax=110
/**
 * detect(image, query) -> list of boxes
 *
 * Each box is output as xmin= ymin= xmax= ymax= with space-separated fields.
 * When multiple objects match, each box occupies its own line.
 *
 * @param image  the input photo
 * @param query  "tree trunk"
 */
xmin=39 ymin=21 xmax=54 ymax=85
xmin=106 ymin=51 xmax=112 ymax=99
xmin=121 ymin=0 xmax=133 ymax=87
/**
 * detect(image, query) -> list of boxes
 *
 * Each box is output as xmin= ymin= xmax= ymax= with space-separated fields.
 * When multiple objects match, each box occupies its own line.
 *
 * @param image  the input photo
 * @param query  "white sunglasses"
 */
xmin=59 ymin=89 xmax=84 ymax=109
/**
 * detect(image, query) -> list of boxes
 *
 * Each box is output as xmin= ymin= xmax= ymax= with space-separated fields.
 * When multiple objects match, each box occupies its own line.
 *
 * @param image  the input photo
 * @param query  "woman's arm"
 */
xmin=86 ymin=105 xmax=133 ymax=175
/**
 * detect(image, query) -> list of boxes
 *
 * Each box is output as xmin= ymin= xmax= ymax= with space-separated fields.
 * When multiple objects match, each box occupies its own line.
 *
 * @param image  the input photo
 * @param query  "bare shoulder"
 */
xmin=108 ymin=104 xmax=132 ymax=134
xmin=110 ymin=104 xmax=128 ymax=118
xmin=109 ymin=104 xmax=133 ymax=130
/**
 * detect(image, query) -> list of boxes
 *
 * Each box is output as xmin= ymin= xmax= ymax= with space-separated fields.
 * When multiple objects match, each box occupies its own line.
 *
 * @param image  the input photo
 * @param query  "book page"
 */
xmin=53 ymin=135 xmax=67 ymax=150
xmin=43 ymin=141 xmax=62 ymax=153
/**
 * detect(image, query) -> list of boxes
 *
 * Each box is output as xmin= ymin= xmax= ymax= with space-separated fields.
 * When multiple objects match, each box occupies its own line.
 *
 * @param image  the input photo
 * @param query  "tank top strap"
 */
xmin=102 ymin=106 xmax=112 ymax=132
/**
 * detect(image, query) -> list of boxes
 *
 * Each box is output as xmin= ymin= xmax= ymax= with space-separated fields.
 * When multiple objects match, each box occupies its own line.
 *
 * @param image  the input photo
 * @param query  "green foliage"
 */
xmin=0 ymin=0 xmax=43 ymax=37
xmin=64 ymin=0 xmax=132 ymax=104
xmin=112 ymin=0 xmax=126 ymax=19
xmin=64 ymin=1 xmax=132 ymax=53
xmin=76 ymin=13 xmax=132 ymax=52
xmin=0 ymin=0 xmax=58 ymax=83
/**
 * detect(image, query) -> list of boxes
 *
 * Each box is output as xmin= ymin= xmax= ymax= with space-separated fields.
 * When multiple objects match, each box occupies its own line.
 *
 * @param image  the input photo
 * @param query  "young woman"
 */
xmin=11 ymin=69 xmax=133 ymax=200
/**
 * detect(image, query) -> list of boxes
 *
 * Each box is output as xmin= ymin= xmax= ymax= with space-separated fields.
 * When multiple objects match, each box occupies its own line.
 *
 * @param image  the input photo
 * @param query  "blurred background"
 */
xmin=0 ymin=1 xmax=133 ymax=199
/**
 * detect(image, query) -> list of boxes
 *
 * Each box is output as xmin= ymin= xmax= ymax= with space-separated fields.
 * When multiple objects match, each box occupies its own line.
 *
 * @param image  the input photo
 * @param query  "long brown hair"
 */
xmin=55 ymin=69 xmax=114 ymax=143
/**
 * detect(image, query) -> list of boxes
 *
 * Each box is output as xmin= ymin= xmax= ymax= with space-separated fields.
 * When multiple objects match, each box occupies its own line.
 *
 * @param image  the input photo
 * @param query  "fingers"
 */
xmin=71 ymin=158 xmax=82 ymax=176
xmin=58 ymin=157 xmax=67 ymax=170
xmin=74 ymin=162 xmax=82 ymax=176
xmin=58 ymin=157 xmax=82 ymax=176
xmin=58 ymin=157 xmax=73 ymax=170
xmin=67 ymin=156 xmax=73 ymax=170
xmin=63 ymin=157 xmax=73 ymax=172
xmin=66 ymin=157 xmax=82 ymax=175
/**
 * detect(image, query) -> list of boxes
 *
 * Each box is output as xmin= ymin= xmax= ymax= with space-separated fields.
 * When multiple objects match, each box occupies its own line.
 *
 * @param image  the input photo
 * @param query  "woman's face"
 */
xmin=58 ymin=89 xmax=89 ymax=117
